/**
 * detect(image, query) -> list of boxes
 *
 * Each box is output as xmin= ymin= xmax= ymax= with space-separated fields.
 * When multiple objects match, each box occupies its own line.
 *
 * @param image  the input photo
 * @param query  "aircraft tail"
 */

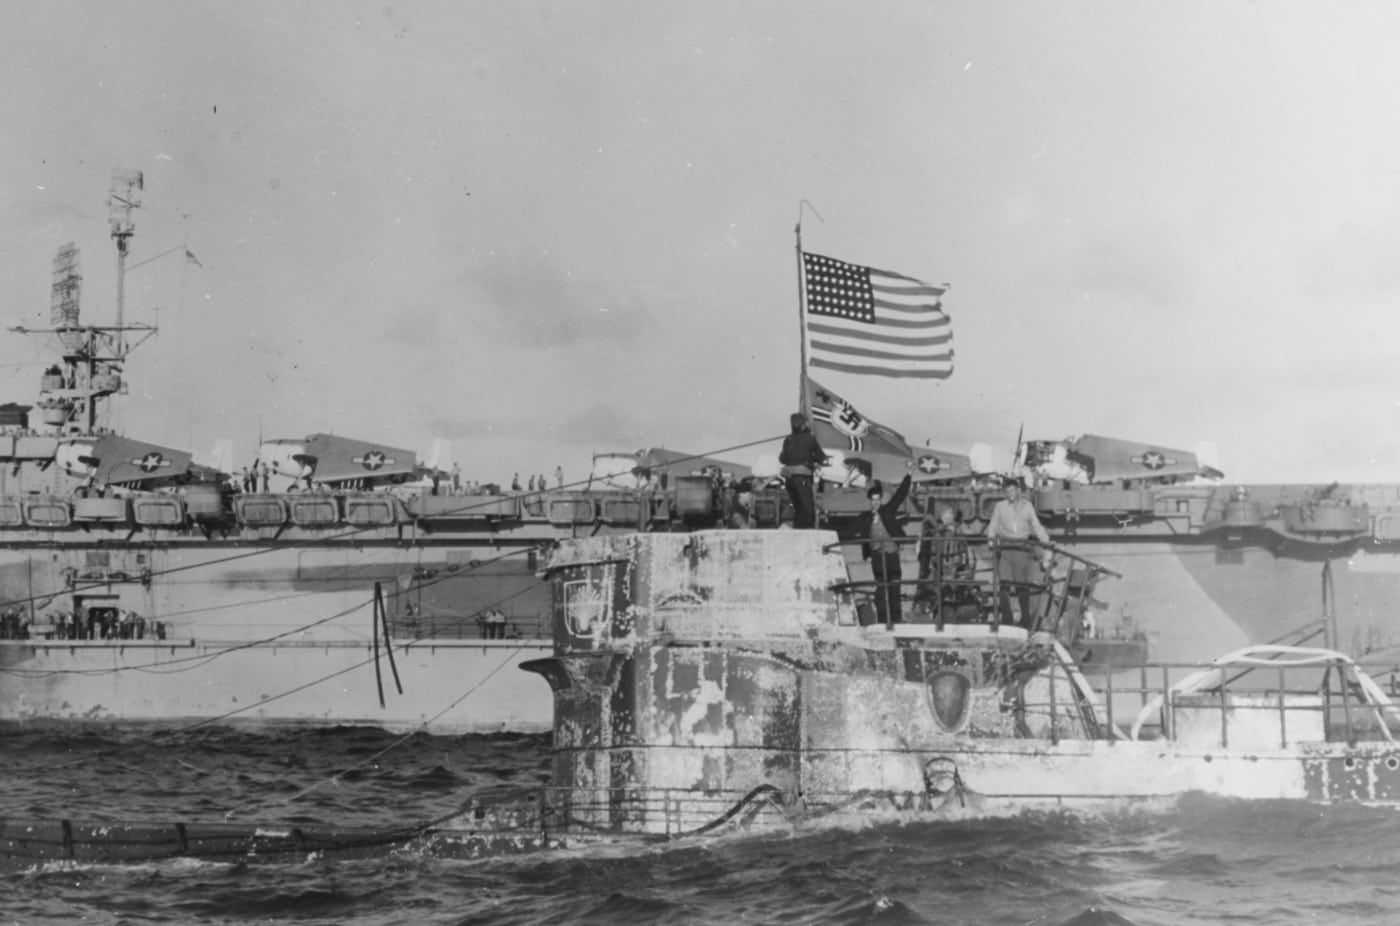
xmin=1195 ymin=440 xmax=1224 ymax=479
xmin=421 ymin=438 xmax=452 ymax=472
xmin=197 ymin=438 xmax=234 ymax=474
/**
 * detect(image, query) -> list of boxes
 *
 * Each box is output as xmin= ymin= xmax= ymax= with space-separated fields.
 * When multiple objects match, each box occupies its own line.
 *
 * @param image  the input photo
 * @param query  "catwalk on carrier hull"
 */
xmin=6 ymin=172 xmax=1400 ymax=734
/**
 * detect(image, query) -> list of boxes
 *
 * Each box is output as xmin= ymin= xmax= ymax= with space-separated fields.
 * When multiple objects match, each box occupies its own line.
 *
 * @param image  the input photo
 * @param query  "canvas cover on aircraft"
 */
xmin=87 ymin=435 xmax=194 ymax=485
xmin=298 ymin=433 xmax=417 ymax=482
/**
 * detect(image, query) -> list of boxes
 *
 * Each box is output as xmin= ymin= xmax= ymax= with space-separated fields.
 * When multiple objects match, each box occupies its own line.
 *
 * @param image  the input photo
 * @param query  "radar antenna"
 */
xmin=50 ymin=242 xmax=82 ymax=353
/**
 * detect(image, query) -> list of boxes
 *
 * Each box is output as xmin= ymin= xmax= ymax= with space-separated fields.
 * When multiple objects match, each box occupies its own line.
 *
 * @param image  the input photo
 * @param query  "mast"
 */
xmin=794 ymin=219 xmax=810 ymax=421
xmin=108 ymin=169 xmax=143 ymax=356
xmin=15 ymin=169 xmax=157 ymax=436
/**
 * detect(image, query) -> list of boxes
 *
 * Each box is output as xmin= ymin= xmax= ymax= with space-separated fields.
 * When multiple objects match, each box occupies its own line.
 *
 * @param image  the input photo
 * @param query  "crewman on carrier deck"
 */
xmin=985 ymin=477 xmax=1052 ymax=629
xmin=482 ymin=607 xmax=508 ymax=639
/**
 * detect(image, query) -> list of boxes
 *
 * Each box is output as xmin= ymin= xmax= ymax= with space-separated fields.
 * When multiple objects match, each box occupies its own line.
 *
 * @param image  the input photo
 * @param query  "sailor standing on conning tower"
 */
xmin=985 ymin=478 xmax=1051 ymax=629
xmin=779 ymin=412 xmax=827 ymax=529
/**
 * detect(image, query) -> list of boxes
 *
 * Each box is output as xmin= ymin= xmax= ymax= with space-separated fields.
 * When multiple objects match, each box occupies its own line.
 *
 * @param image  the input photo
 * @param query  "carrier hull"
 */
xmin=0 ymin=534 xmax=558 ymax=731
xmin=1 ymin=500 xmax=1396 ymax=732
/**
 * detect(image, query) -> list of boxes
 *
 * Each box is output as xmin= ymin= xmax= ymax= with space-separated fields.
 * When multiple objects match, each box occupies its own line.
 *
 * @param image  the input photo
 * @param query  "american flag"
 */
xmin=802 ymin=252 xmax=952 ymax=380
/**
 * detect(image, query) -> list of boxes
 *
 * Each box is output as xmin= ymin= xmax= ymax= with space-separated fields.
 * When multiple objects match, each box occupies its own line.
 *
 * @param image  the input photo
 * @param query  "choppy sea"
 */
xmin=2 ymin=728 xmax=1399 ymax=925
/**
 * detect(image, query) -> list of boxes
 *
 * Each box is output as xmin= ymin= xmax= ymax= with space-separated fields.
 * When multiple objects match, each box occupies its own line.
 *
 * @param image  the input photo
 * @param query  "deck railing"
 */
xmin=1012 ymin=653 xmax=1400 ymax=747
xmin=827 ymin=535 xmax=1119 ymax=641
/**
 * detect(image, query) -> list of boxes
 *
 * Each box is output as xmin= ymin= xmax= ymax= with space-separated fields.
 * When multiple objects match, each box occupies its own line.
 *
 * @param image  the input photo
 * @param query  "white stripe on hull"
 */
xmin=1 ymin=639 xmax=553 ymax=733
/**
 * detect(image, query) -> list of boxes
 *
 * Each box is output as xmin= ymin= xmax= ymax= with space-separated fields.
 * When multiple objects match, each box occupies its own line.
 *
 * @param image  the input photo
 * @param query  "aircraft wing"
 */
xmin=838 ymin=446 xmax=972 ymax=485
xmin=1070 ymin=434 xmax=1206 ymax=483
xmin=88 ymin=435 xmax=194 ymax=485
xmin=907 ymin=446 xmax=972 ymax=481
xmin=298 ymin=433 xmax=418 ymax=482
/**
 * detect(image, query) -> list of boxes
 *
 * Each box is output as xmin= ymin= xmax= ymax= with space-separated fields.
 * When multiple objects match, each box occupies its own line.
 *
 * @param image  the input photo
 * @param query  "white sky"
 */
xmin=3 ymin=1 xmax=1400 ymax=484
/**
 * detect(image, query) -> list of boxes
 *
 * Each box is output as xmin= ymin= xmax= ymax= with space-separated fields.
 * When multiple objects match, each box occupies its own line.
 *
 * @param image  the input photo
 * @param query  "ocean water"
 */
xmin=2 ymin=728 xmax=1399 ymax=925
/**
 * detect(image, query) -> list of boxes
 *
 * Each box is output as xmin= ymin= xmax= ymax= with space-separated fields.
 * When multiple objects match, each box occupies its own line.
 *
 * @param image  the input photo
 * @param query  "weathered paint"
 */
xmin=524 ymin=529 xmax=1400 ymax=838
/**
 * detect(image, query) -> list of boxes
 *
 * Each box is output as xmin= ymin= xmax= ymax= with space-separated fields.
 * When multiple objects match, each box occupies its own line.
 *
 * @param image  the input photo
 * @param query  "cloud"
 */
xmin=378 ymin=308 xmax=446 ymax=350
xmin=549 ymin=403 xmax=649 ymax=447
xmin=1297 ymin=217 xmax=1400 ymax=300
xmin=467 ymin=250 xmax=656 ymax=348
xmin=1062 ymin=219 xmax=1195 ymax=307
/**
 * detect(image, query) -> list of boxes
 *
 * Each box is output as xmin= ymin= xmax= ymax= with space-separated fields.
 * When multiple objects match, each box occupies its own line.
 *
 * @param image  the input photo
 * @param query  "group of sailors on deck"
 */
xmin=0 ymin=609 xmax=29 ymax=640
xmin=781 ymin=410 xmax=1054 ymax=630
xmin=11 ymin=606 xmax=167 ymax=642
xmin=510 ymin=469 xmax=567 ymax=494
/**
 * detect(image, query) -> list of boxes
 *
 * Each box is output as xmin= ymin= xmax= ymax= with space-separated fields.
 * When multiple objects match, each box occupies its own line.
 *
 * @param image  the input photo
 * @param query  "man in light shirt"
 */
xmin=985 ymin=478 xmax=1051 ymax=629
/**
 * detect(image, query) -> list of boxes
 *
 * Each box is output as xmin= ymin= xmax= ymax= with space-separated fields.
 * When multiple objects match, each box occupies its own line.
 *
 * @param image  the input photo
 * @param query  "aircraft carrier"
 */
xmin=2 ymin=171 xmax=1398 ymax=733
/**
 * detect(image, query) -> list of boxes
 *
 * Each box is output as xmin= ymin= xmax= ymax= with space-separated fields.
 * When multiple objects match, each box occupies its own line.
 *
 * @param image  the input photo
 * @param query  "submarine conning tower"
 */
xmin=537 ymin=528 xmax=855 ymax=651
xmin=522 ymin=529 xmax=1091 ymax=837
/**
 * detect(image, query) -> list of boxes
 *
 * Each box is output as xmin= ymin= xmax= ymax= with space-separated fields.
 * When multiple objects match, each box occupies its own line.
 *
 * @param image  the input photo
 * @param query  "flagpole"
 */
xmin=794 ymin=216 xmax=810 ymax=421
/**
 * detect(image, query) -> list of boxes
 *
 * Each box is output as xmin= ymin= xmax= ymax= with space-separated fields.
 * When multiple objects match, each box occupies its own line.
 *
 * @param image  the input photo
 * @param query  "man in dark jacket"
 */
xmin=779 ymin=413 xmax=827 ymax=529
xmin=851 ymin=473 xmax=913 ymax=625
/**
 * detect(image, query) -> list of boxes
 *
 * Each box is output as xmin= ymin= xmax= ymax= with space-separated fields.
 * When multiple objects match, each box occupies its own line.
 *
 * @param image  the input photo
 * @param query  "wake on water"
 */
xmin=4 ymin=729 xmax=1400 ymax=924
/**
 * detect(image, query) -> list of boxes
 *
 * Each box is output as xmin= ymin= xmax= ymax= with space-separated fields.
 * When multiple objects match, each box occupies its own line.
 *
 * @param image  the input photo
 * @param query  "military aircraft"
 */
xmin=56 ymin=433 xmax=220 ymax=490
xmin=587 ymin=448 xmax=752 ymax=490
xmin=1017 ymin=434 xmax=1224 ymax=486
xmin=252 ymin=433 xmax=422 ymax=492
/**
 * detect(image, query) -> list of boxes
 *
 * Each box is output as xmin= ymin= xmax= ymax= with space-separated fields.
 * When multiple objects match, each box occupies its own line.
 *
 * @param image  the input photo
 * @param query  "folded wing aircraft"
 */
xmin=81 ymin=434 xmax=196 ymax=486
xmin=300 ymin=433 xmax=419 ymax=483
xmin=588 ymin=448 xmax=752 ymax=490
xmin=1022 ymin=434 xmax=1223 ymax=485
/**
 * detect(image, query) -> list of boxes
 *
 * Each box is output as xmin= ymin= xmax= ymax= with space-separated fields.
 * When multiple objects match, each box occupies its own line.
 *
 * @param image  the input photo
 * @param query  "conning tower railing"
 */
xmin=825 ymin=535 xmax=1119 ymax=643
